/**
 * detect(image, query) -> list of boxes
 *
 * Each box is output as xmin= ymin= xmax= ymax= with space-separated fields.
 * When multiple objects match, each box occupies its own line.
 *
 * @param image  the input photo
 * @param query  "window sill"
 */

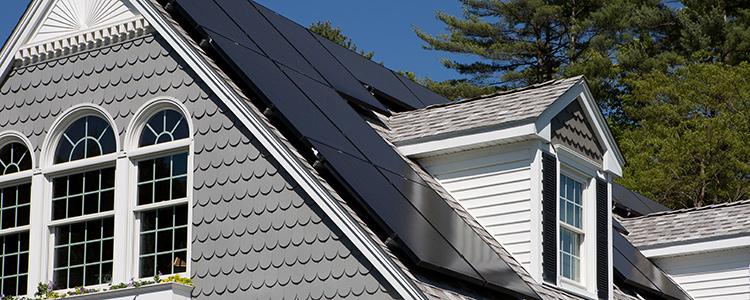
xmin=542 ymin=280 xmax=597 ymax=300
xmin=62 ymin=282 xmax=192 ymax=300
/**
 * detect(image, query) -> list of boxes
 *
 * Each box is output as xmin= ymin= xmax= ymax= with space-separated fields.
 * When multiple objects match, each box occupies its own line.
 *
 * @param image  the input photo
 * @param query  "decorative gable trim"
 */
xmin=15 ymin=0 xmax=151 ymax=65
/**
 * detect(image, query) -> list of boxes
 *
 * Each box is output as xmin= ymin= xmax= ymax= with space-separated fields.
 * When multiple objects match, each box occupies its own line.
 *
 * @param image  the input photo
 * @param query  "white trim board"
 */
xmin=640 ymin=235 xmax=750 ymax=258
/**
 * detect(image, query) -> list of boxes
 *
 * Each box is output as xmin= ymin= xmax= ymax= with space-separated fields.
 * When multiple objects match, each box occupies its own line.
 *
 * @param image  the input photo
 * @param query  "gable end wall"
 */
xmin=0 ymin=34 xmax=400 ymax=299
xmin=551 ymin=100 xmax=604 ymax=163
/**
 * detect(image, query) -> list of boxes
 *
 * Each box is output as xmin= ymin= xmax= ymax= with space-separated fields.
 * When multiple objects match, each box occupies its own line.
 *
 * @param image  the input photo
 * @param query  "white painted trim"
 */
xmin=0 ymin=0 xmax=46 ymax=86
xmin=0 ymin=130 xmax=37 ymax=170
xmin=47 ymin=211 xmax=116 ymax=227
xmin=128 ymin=140 xmax=190 ymax=160
xmin=528 ymin=142 xmax=544 ymax=283
xmin=39 ymin=103 xmax=122 ymax=169
xmin=640 ymin=236 xmax=750 ymax=258
xmin=128 ymin=1 xmax=426 ymax=299
xmin=0 ymin=170 xmax=34 ymax=188
xmin=42 ymin=153 xmax=118 ymax=177
xmin=396 ymin=123 xmax=537 ymax=157
xmin=124 ymin=97 xmax=194 ymax=153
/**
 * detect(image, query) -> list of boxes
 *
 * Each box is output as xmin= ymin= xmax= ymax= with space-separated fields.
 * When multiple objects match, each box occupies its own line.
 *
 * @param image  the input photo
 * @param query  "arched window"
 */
xmin=132 ymin=108 xmax=190 ymax=279
xmin=0 ymin=137 xmax=33 ymax=296
xmin=49 ymin=115 xmax=116 ymax=289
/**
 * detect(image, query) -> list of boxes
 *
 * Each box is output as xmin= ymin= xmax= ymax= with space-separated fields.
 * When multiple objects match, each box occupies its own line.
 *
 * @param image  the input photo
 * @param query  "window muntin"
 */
xmin=0 ymin=143 xmax=31 ymax=175
xmin=0 ymin=140 xmax=32 ymax=297
xmin=137 ymin=154 xmax=188 ymax=206
xmin=0 ymin=231 xmax=29 ymax=296
xmin=48 ymin=115 xmax=117 ymax=290
xmin=52 ymin=168 xmax=115 ymax=220
xmin=53 ymin=218 xmax=114 ymax=289
xmin=139 ymin=110 xmax=189 ymax=147
xmin=54 ymin=116 xmax=116 ymax=164
xmin=559 ymin=174 xmax=584 ymax=283
xmin=138 ymin=205 xmax=188 ymax=278
xmin=135 ymin=109 xmax=190 ymax=278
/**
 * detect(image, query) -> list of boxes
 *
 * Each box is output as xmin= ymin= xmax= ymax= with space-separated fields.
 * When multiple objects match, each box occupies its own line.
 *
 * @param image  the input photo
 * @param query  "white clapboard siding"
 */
xmin=421 ymin=145 xmax=535 ymax=272
xmin=654 ymin=247 xmax=750 ymax=300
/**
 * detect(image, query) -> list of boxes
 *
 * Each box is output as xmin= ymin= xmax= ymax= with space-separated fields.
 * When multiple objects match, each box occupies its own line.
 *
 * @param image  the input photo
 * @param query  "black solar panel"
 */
xmin=251 ymin=2 xmax=389 ymax=112
xmin=314 ymin=34 xmax=425 ymax=108
xmin=613 ymin=232 xmax=690 ymax=300
xmin=174 ymin=0 xmax=260 ymax=52
xmin=170 ymin=0 xmax=536 ymax=297
xmin=395 ymin=71 xmax=449 ymax=106
xmin=214 ymin=0 xmax=326 ymax=84
xmin=206 ymin=32 xmax=365 ymax=160
xmin=613 ymin=183 xmax=670 ymax=216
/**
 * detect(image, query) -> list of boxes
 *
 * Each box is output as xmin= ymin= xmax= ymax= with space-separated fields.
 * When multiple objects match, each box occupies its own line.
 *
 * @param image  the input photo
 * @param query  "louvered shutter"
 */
xmin=596 ymin=178 xmax=609 ymax=299
xmin=541 ymin=152 xmax=557 ymax=283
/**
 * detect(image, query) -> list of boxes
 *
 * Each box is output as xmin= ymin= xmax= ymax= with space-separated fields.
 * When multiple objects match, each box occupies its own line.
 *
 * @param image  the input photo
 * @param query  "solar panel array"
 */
xmin=613 ymin=232 xmax=691 ymax=300
xmin=169 ymin=0 xmax=539 ymax=297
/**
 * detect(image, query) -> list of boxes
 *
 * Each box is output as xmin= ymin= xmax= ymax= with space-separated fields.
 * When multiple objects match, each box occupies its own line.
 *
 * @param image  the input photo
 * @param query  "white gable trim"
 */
xmin=640 ymin=235 xmax=750 ymax=258
xmin=125 ymin=1 xmax=427 ymax=299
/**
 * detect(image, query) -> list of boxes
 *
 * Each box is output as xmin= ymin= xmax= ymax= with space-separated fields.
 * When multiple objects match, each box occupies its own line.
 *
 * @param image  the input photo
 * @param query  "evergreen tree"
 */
xmin=309 ymin=21 xmax=375 ymax=60
xmin=619 ymin=63 xmax=750 ymax=208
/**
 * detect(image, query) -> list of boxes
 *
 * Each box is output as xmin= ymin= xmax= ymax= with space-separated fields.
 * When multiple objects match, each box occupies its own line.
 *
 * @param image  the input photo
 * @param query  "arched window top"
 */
xmin=0 ymin=142 xmax=31 ymax=175
xmin=139 ymin=110 xmax=189 ymax=147
xmin=54 ymin=115 xmax=116 ymax=164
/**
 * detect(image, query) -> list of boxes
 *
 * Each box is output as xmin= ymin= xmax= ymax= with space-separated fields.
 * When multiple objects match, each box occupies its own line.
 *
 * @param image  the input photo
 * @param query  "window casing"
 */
xmin=48 ymin=115 xmax=117 ymax=289
xmin=559 ymin=173 xmax=585 ymax=284
xmin=131 ymin=109 xmax=190 ymax=279
xmin=0 ymin=140 xmax=33 ymax=296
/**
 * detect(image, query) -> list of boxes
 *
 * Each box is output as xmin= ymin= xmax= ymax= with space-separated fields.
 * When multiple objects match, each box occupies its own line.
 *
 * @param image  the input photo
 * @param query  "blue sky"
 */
xmin=0 ymin=1 xmax=468 ymax=81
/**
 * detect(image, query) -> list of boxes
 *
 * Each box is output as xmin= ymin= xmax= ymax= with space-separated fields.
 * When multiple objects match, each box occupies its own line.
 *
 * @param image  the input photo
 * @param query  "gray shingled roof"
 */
xmin=620 ymin=200 xmax=750 ymax=248
xmin=387 ymin=76 xmax=583 ymax=143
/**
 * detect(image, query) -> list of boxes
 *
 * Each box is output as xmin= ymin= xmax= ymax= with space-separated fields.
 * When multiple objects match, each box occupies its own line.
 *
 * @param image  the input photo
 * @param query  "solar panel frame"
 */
xmin=395 ymin=71 xmax=449 ymax=106
xmin=314 ymin=34 xmax=425 ymax=109
xmin=214 ymin=0 xmax=327 ymax=84
xmin=251 ymin=2 xmax=389 ymax=113
xmin=173 ymin=0 xmax=261 ymax=52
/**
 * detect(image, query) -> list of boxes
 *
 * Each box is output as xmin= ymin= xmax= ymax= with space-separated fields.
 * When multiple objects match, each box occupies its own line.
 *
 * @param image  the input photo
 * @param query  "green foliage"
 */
xmin=309 ymin=21 xmax=374 ymax=60
xmin=619 ymin=63 xmax=750 ymax=208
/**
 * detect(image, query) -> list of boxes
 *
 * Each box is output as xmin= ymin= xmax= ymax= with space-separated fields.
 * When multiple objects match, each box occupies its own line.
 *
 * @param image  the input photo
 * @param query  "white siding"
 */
xmin=421 ymin=144 xmax=535 ymax=271
xmin=654 ymin=247 xmax=750 ymax=300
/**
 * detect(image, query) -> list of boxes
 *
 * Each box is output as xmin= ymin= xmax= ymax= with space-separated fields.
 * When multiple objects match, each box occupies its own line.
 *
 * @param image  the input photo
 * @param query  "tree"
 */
xmin=618 ymin=63 xmax=750 ymax=208
xmin=310 ymin=21 xmax=375 ymax=60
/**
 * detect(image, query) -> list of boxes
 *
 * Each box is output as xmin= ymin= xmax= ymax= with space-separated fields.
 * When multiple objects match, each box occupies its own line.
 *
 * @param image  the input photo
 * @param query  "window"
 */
xmin=50 ymin=115 xmax=117 ymax=289
xmin=559 ymin=174 xmax=584 ymax=283
xmin=0 ymin=141 xmax=32 ymax=296
xmin=133 ymin=109 xmax=189 ymax=278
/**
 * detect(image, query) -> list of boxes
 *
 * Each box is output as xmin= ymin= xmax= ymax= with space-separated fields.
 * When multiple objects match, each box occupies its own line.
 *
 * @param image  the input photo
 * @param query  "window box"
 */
xmin=61 ymin=282 xmax=191 ymax=300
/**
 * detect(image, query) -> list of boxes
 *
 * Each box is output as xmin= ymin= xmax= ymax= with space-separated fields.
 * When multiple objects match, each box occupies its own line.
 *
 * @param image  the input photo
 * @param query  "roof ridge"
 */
xmin=391 ymin=75 xmax=584 ymax=117
xmin=625 ymin=199 xmax=750 ymax=220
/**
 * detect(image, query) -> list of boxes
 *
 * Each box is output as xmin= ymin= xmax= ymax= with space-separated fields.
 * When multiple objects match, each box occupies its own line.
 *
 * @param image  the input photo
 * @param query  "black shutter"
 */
xmin=541 ymin=152 xmax=557 ymax=284
xmin=596 ymin=178 xmax=609 ymax=299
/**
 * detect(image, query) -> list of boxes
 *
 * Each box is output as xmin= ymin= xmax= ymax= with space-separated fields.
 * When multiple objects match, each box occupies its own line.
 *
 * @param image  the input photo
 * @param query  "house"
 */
xmin=0 ymin=0 xmax=706 ymax=299
xmin=619 ymin=200 xmax=750 ymax=300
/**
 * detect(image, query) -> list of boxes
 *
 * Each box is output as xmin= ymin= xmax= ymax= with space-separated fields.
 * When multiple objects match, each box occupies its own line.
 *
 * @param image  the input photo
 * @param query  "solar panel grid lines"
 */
xmin=313 ymin=33 xmax=426 ymax=109
xmin=249 ymin=1 xmax=390 ymax=113
xmin=308 ymin=140 xmax=485 ymax=281
xmin=395 ymin=71 xmax=450 ymax=106
xmin=206 ymin=32 xmax=367 ymax=160
xmin=173 ymin=0 xmax=262 ymax=53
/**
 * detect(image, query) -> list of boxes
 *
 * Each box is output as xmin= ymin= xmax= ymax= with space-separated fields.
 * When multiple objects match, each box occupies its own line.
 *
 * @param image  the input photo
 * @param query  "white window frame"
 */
xmin=0 ymin=131 xmax=35 ymax=296
xmin=124 ymin=98 xmax=193 ymax=282
xmin=555 ymin=145 xmax=599 ymax=299
xmin=38 ymin=104 xmax=122 ymax=292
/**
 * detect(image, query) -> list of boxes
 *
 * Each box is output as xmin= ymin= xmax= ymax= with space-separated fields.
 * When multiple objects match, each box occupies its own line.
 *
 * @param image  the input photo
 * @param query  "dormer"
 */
xmin=389 ymin=76 xmax=625 ymax=299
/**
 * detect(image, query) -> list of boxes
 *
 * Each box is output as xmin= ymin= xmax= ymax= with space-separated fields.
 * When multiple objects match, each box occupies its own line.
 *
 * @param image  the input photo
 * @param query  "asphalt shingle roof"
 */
xmin=620 ymin=200 xmax=750 ymax=248
xmin=387 ymin=76 xmax=583 ymax=143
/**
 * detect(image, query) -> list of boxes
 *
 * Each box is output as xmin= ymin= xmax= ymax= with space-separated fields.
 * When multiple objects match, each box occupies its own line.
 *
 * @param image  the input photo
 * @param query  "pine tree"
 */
xmin=309 ymin=21 xmax=375 ymax=60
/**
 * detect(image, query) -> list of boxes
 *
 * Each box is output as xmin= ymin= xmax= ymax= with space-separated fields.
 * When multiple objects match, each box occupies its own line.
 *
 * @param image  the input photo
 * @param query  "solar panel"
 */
xmin=613 ymin=183 xmax=670 ymax=216
xmin=214 ymin=0 xmax=326 ymax=84
xmin=310 ymin=141 xmax=482 ymax=280
xmin=613 ymin=232 xmax=690 ymax=300
xmin=207 ymin=32 xmax=366 ymax=160
xmin=314 ymin=34 xmax=425 ymax=109
xmin=170 ymin=1 xmax=539 ymax=297
xmin=173 ymin=0 xmax=260 ymax=52
xmin=251 ymin=2 xmax=389 ymax=113
xmin=395 ymin=71 xmax=449 ymax=106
